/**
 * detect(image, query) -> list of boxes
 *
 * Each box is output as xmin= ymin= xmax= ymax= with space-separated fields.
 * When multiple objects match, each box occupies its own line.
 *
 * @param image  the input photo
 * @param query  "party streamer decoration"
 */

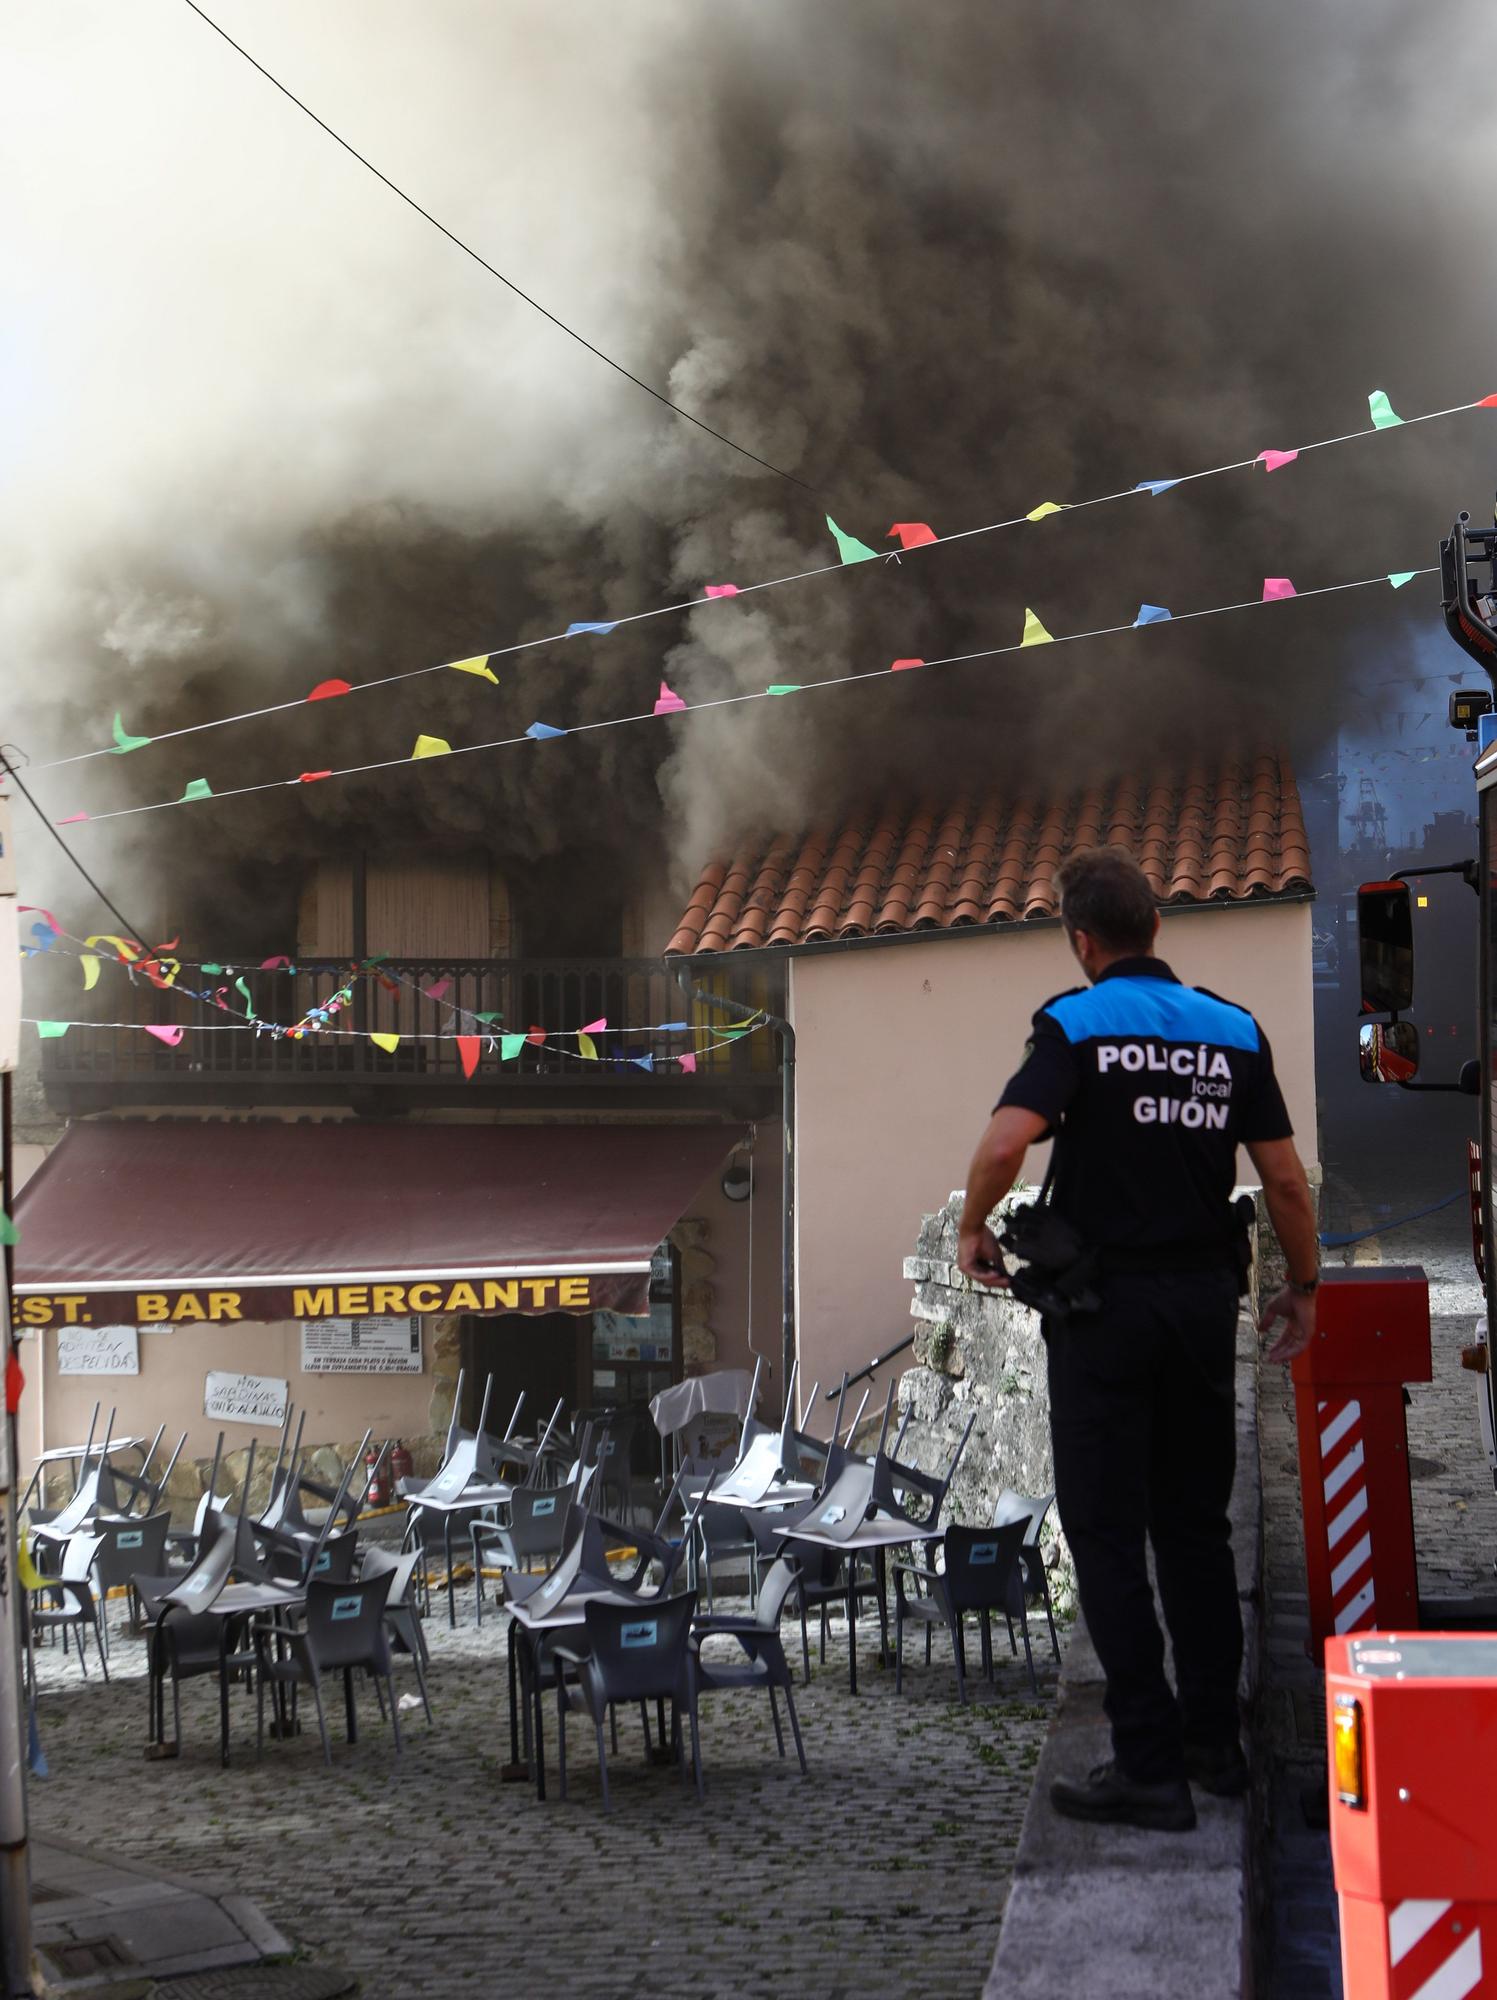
xmin=1262 ymin=578 xmax=1297 ymax=601
xmin=1133 ymin=605 xmax=1172 ymax=627
xmin=457 ymin=1036 xmax=481 ymax=1078
xmin=32 ymin=389 xmax=1493 ymax=781
xmin=704 ymin=584 xmax=740 ymax=598
xmin=412 ymin=735 xmax=451 ymax=759
xmin=1388 ymin=571 xmax=1417 ymax=589
xmin=1257 ymin=450 xmax=1298 ymax=472
xmin=35 ymin=1022 xmax=69 ymax=1039
xmin=826 ymin=517 xmax=877 ymax=564
xmin=145 ymin=1024 xmax=185 ymax=1047
xmin=308 ymin=679 xmax=352 ymax=701
xmin=1025 ymin=501 xmax=1066 ymax=521
xmin=566 ymin=621 xmax=617 ymax=637
xmin=653 ymin=682 xmax=687 ymax=715
xmin=891 ymin=658 xmax=924 ymax=672
xmin=1020 ymin=608 xmax=1054 ymax=647
xmin=112 ymin=714 xmax=151 ymax=754
xmin=527 ymin=722 xmax=567 ymax=741
xmin=449 ymin=656 xmax=498 ymax=683
xmin=370 ymin=1032 xmax=401 ymax=1054
xmin=889 ymin=523 xmax=938 ymax=549
xmin=0 ymin=1211 xmax=17 ymax=1248
xmin=767 ymin=684 xmax=802 ymax=696
xmin=1368 ymin=390 xmax=1404 ymax=429
xmin=181 ymin=779 xmax=213 ymax=802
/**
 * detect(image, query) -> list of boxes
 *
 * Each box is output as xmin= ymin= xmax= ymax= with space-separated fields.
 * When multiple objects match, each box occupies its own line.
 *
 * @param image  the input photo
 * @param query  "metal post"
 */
xmin=1 ymin=1099 xmax=34 ymax=1996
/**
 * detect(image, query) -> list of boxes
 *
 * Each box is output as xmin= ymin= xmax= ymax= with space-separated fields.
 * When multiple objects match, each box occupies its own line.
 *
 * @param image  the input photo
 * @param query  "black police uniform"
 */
xmin=996 ymin=954 xmax=1292 ymax=1782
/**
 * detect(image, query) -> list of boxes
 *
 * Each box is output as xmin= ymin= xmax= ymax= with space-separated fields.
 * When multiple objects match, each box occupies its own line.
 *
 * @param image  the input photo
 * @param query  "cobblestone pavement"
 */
xmin=1257 ymin=1184 xmax=1497 ymax=2000
xmin=27 ymin=1577 xmax=1064 ymax=2000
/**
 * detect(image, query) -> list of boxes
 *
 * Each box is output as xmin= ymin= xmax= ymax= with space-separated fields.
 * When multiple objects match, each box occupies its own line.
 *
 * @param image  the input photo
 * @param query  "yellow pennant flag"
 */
xmin=19 ymin=1530 xmax=46 ymax=1592
xmin=449 ymin=656 xmax=498 ymax=683
xmin=81 ymin=954 xmax=100 ymax=991
xmin=1020 ymin=608 xmax=1055 ymax=648
xmin=412 ymin=735 xmax=452 ymax=760
xmin=576 ymin=1032 xmax=599 ymax=1062
xmin=1025 ymin=501 xmax=1066 ymax=522
xmin=370 ymin=1032 xmax=401 ymax=1054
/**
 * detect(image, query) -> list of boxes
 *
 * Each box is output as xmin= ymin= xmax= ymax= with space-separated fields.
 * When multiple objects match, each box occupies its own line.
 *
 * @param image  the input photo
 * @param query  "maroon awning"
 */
xmin=12 ymin=1120 xmax=743 ymax=1328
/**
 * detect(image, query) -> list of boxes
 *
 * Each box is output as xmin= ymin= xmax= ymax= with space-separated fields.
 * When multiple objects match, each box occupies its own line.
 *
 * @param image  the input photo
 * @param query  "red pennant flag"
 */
xmin=888 ymin=522 xmax=937 ymax=549
xmin=5 ymin=1348 xmax=24 ymax=1415
xmin=307 ymin=679 xmax=352 ymax=701
xmin=891 ymin=658 xmax=924 ymax=672
xmin=299 ymin=771 xmax=333 ymax=784
xmin=526 ymin=1025 xmax=546 ymax=1045
xmin=1480 ymin=393 xmax=1497 ymax=408
xmin=457 ymin=1035 xmax=481 ymax=1078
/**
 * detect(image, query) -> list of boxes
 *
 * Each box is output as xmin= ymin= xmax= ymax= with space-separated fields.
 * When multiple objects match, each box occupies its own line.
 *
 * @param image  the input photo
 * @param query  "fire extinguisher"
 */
xmin=389 ymin=1438 xmax=414 ymax=1491
xmin=364 ymin=1445 xmax=385 ymax=1508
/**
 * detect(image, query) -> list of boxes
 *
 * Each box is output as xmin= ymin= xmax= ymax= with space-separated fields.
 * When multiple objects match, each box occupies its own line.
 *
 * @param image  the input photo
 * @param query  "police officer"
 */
xmin=957 ymin=846 xmax=1318 ymax=1832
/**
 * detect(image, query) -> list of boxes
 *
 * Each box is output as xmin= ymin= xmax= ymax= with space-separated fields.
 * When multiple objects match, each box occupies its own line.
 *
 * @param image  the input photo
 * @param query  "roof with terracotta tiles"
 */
xmin=664 ymin=751 xmax=1312 ymax=955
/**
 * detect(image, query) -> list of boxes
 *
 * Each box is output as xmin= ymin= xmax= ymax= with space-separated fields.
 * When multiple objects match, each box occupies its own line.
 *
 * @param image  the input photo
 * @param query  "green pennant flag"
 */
xmin=234 ymin=977 xmax=256 ymax=1021
xmin=201 ymin=963 xmax=223 ymax=975
xmin=767 ymin=684 xmax=802 ymax=696
xmin=471 ymin=1010 xmax=503 ymax=1025
xmin=180 ymin=778 xmax=213 ymax=802
xmin=111 ymin=712 xmax=151 ymax=754
xmin=825 ymin=517 xmax=878 ymax=565
xmin=500 ymin=1033 xmax=527 ymax=1061
xmin=0 ymin=1211 xmax=18 ymax=1248
xmin=1368 ymin=390 xmax=1404 ymax=430
xmin=36 ymin=1021 xmax=69 ymax=1039
xmin=1387 ymin=571 xmax=1417 ymax=589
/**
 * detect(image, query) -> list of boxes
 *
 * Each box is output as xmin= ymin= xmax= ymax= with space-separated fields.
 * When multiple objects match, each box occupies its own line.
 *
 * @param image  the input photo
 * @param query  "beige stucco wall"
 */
xmin=787 ymin=899 xmax=1318 ymax=1400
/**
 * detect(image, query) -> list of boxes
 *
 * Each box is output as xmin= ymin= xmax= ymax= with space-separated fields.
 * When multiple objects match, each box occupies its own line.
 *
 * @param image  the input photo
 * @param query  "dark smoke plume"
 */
xmin=5 ymin=0 xmax=1494 ymax=950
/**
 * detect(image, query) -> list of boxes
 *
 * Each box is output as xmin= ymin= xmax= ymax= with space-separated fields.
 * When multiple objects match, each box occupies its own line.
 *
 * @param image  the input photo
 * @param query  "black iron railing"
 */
xmin=39 ymin=956 xmax=782 ymax=1092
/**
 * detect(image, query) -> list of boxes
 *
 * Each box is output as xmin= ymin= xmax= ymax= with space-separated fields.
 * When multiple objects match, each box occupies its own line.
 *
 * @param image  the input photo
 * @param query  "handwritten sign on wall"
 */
xmin=204 ymin=1370 xmax=288 ymax=1428
xmin=57 ymin=1324 xmax=139 ymax=1376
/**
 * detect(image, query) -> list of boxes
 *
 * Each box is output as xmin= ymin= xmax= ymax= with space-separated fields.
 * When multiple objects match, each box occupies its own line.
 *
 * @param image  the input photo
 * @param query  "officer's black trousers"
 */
xmin=1045 ymin=1267 xmax=1243 ymax=1784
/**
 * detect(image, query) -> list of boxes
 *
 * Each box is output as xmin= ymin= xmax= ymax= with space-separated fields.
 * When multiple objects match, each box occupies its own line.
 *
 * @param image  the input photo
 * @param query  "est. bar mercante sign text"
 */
xmin=10 ymin=1270 xmax=642 ymax=1329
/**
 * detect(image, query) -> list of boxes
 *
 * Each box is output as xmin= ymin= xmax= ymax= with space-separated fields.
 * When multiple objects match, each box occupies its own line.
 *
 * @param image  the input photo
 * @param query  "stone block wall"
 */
xmin=897 ymin=1188 xmax=1074 ymax=1610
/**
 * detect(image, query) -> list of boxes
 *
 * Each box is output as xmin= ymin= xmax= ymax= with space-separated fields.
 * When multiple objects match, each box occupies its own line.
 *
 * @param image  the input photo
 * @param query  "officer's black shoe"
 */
xmin=1184 ymin=1738 xmax=1250 ymax=1798
xmin=1049 ymin=1761 xmax=1197 ymax=1832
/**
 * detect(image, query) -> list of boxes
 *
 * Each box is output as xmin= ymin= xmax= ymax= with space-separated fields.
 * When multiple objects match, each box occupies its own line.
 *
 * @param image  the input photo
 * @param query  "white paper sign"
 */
xmin=300 ymin=1317 xmax=423 ymax=1375
xmin=204 ymin=1369 xmax=288 ymax=1427
xmin=57 ymin=1324 xmax=139 ymax=1376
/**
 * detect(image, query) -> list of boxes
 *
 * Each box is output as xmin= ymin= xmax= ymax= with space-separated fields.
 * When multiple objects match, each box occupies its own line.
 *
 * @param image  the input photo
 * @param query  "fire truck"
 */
xmin=1355 ymin=507 xmax=1497 ymax=1494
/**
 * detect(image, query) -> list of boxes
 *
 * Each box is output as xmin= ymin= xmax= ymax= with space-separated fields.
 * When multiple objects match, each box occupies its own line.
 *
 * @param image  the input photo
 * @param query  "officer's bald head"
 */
xmin=1057 ymin=846 xmax=1160 ymax=977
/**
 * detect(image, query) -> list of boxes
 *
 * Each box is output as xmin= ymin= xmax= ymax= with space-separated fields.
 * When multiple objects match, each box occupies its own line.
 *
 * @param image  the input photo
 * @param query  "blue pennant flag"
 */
xmin=526 ymin=722 xmax=568 ymax=741
xmin=566 ymin=621 xmax=617 ymax=637
xmin=1133 ymin=604 xmax=1173 ymax=627
xmin=1135 ymin=479 xmax=1181 ymax=497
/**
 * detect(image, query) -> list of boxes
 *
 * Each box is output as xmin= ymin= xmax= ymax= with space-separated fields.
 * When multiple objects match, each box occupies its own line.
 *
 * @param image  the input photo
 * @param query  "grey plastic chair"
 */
xmin=471 ymin=1477 xmax=580 ymax=1626
xmin=992 ymin=1488 xmax=1062 ymax=1663
xmin=90 ymin=1511 xmax=171 ymax=1653
xmin=553 ymin=1591 xmax=702 ymax=1811
xmin=253 ymin=1571 xmax=400 ymax=1765
xmin=893 ymin=1520 xmax=1036 ymax=1700
xmin=26 ymin=1532 xmax=109 ymax=1680
xmin=691 ymin=1558 xmax=807 ymax=1773
xmin=358 ymin=1546 xmax=433 ymax=1723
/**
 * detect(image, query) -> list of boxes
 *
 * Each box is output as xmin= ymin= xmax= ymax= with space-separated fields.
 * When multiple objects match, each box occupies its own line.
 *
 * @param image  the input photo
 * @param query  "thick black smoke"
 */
xmin=6 ymin=0 xmax=1495 ymax=951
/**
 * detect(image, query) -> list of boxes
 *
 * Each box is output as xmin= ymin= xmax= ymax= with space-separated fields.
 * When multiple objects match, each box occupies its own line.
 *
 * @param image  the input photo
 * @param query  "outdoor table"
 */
xmin=147 ymin=1580 xmax=305 ymax=1767
xmin=503 ymin=1588 xmax=626 ymax=1800
xmin=407 ymin=1481 xmax=514 ymax=1627
xmin=771 ymin=1517 xmax=941 ymax=1694
xmin=703 ymin=1483 xmax=818 ymax=1512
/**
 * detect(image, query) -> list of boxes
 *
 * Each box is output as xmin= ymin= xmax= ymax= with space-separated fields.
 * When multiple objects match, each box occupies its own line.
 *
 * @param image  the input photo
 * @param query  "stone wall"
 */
xmin=897 ymin=1187 xmax=1074 ymax=1609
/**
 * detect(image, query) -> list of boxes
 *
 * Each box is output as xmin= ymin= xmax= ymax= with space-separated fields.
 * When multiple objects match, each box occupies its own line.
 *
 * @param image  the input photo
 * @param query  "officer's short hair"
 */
xmin=1056 ymin=847 xmax=1158 ymax=953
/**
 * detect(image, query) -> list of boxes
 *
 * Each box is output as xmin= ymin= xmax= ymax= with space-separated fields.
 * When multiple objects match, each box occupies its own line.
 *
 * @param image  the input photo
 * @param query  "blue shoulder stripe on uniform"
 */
xmin=1044 ymin=978 xmax=1260 ymax=1050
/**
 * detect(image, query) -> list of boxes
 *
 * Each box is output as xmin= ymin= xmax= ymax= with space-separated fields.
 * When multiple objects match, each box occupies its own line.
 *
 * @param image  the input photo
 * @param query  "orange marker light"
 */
xmin=1333 ymin=1695 xmax=1366 ymax=1808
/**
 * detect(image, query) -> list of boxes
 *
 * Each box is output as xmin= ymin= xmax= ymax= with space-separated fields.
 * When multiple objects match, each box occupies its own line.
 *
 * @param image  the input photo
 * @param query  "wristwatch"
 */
xmin=1287 ymin=1274 xmax=1319 ymax=1297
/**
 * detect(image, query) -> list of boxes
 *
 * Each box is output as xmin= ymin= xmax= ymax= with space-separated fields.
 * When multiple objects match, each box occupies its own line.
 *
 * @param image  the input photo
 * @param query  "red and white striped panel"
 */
xmin=1388 ymin=1899 xmax=1487 ymax=1999
xmin=1319 ymin=1396 xmax=1376 ymax=1634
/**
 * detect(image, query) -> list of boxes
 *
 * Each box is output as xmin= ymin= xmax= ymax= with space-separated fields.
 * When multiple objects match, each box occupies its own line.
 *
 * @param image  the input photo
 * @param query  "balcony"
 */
xmin=40 ymin=956 xmax=782 ymax=1116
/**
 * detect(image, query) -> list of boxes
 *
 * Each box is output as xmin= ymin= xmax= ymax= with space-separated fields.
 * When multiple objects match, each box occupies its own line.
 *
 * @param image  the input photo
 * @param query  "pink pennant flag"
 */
xmin=580 ymin=1017 xmax=607 ymax=1035
xmin=891 ymin=658 xmax=924 ymax=672
xmin=423 ymin=978 xmax=451 ymax=1001
xmin=653 ymin=682 xmax=687 ymax=715
xmin=456 ymin=1035 xmax=481 ymax=1079
xmin=1257 ymin=449 xmax=1298 ymax=472
xmin=679 ymin=1052 xmax=697 ymax=1074
xmin=145 ymin=1024 xmax=185 ymax=1047
xmin=1262 ymin=577 xmax=1297 ymax=601
xmin=1480 ymin=393 xmax=1497 ymax=408
xmin=704 ymin=584 xmax=739 ymax=599
xmin=888 ymin=523 xmax=937 ymax=549
xmin=54 ymin=812 xmax=89 ymax=826
xmin=261 ymin=955 xmax=294 ymax=971
xmin=19 ymin=905 xmax=64 ymax=937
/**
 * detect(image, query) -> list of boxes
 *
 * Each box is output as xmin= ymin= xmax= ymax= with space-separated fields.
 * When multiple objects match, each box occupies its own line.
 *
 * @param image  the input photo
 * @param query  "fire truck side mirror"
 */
xmin=1358 ymin=1019 xmax=1420 ymax=1084
xmin=1356 ymin=880 xmax=1414 ymax=1013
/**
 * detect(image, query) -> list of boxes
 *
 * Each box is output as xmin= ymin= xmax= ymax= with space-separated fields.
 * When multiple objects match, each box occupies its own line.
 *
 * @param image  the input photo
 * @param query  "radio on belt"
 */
xmin=1291 ymin=1267 xmax=1432 ymax=1662
xmin=1326 ymin=1632 xmax=1497 ymax=1998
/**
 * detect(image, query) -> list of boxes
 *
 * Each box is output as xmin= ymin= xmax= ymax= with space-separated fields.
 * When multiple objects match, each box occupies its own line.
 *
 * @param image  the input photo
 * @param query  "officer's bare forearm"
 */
xmin=960 ymin=1107 xmax=1049 ymax=1236
xmin=1247 ymin=1137 xmax=1319 ymax=1286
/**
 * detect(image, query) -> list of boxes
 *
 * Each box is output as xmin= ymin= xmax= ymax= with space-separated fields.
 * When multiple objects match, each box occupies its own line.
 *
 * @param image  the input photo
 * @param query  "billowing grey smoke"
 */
xmin=4 ymin=0 xmax=1495 ymax=947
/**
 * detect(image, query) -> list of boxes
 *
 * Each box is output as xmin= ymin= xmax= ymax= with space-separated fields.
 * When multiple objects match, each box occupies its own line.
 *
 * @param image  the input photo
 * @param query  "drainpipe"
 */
xmin=674 ymin=967 xmax=796 ymax=1421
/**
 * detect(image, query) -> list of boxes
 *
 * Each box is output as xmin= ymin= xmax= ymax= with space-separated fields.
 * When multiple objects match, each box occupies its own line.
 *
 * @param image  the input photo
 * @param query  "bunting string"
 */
xmin=26 ymin=388 xmax=1489 ymax=782
xmin=46 ymin=563 xmax=1443 ymax=827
